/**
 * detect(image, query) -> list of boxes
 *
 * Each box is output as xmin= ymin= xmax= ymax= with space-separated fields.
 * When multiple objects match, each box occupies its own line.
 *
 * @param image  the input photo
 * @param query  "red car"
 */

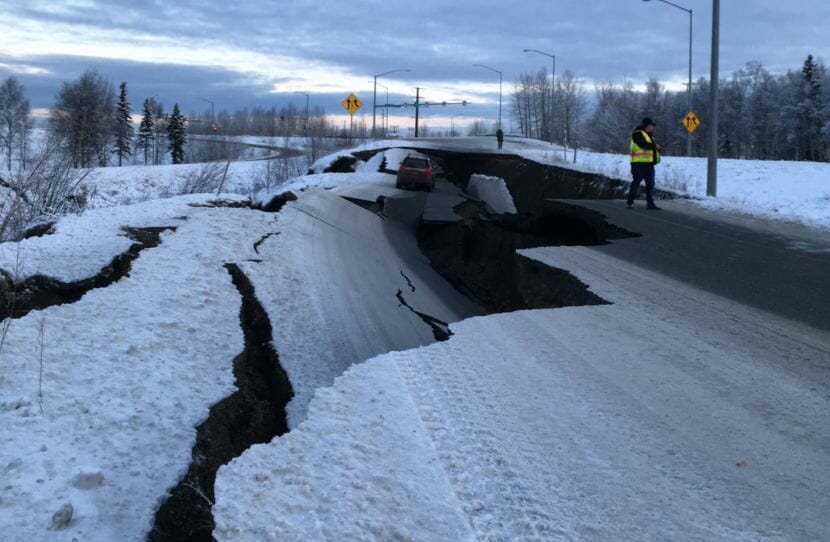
xmin=396 ymin=153 xmax=435 ymax=191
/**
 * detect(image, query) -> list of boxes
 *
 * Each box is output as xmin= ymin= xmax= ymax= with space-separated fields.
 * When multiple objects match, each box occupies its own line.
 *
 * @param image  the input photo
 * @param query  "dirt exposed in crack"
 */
xmin=417 ymin=203 xmax=629 ymax=313
xmin=396 ymin=288 xmax=452 ymax=341
xmin=148 ymin=263 xmax=293 ymax=542
xmin=188 ymin=199 xmax=253 ymax=209
xmin=257 ymin=191 xmax=297 ymax=213
xmin=0 ymin=226 xmax=175 ymax=321
xmin=322 ymin=155 xmax=358 ymax=173
xmin=22 ymin=221 xmax=56 ymax=239
xmin=253 ymin=232 xmax=280 ymax=254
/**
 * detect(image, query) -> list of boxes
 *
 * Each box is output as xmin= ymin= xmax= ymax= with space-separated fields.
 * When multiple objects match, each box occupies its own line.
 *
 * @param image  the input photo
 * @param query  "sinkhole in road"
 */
xmin=148 ymin=264 xmax=293 ymax=542
xmin=417 ymin=207 xmax=623 ymax=313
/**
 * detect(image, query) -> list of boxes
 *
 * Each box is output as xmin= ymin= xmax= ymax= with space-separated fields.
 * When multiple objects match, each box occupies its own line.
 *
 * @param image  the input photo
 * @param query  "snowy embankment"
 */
xmin=0 ymin=194 xmax=277 ymax=540
xmin=513 ymin=142 xmax=830 ymax=229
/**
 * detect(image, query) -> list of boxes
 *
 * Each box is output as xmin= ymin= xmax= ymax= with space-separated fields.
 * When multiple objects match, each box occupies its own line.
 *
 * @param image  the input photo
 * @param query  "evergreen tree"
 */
xmin=135 ymin=98 xmax=154 ymax=165
xmin=796 ymin=54 xmax=825 ymax=161
xmin=112 ymin=81 xmax=134 ymax=166
xmin=167 ymin=103 xmax=186 ymax=164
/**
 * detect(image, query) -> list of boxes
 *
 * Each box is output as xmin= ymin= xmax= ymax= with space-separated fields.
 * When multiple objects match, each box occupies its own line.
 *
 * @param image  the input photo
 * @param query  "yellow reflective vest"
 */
xmin=630 ymin=130 xmax=661 ymax=164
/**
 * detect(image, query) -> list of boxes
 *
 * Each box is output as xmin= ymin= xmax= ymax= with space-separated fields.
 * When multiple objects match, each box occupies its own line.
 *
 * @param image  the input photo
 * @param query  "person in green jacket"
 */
xmin=496 ymin=128 xmax=504 ymax=149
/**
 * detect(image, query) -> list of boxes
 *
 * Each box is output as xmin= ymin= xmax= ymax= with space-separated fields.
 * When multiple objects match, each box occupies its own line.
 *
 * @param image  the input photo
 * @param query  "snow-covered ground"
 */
xmin=513 ymin=143 xmax=830 ymax=229
xmin=1 ymin=140 xmax=828 ymax=540
xmin=212 ymin=157 xmax=829 ymax=539
xmin=0 ymin=194 xmax=277 ymax=540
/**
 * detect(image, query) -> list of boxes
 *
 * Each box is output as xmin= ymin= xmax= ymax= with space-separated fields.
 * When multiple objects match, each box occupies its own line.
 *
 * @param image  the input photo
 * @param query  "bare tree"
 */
xmin=48 ymin=70 xmax=115 ymax=168
xmin=557 ymin=71 xmax=587 ymax=153
xmin=0 ymin=139 xmax=89 ymax=241
xmin=0 ymin=77 xmax=31 ymax=172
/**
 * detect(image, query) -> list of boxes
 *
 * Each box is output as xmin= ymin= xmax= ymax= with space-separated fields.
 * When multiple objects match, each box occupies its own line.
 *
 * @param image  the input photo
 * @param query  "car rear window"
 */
xmin=402 ymin=157 xmax=429 ymax=169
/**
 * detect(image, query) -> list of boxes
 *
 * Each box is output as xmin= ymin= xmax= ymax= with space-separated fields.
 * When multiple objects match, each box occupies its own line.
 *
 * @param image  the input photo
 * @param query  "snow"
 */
xmin=0 ymin=193 xmax=276 ymax=540
xmin=512 ymin=142 xmax=830 ymax=229
xmin=315 ymin=137 xmax=830 ymax=229
xmin=2 ymin=134 xmax=828 ymax=540
xmin=242 ymin=187 xmax=480 ymax=428
xmin=0 ymin=195 xmax=242 ymax=282
xmin=214 ymin=241 xmax=830 ymax=541
xmin=466 ymin=173 xmax=517 ymax=214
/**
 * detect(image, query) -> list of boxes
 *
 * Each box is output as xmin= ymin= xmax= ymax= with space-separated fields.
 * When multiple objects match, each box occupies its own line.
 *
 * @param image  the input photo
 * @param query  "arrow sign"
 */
xmin=682 ymin=111 xmax=700 ymax=133
xmin=341 ymin=93 xmax=362 ymax=115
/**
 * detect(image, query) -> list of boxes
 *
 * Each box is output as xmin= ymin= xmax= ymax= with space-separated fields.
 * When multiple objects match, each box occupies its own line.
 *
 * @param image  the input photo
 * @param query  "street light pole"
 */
xmin=643 ymin=0 xmax=693 ymax=157
xmin=473 ymin=63 xmax=503 ymax=131
xmin=523 ymin=49 xmax=556 ymax=142
xmin=295 ymin=91 xmax=310 ymax=136
xmin=376 ymin=83 xmax=389 ymax=137
xmin=196 ymin=97 xmax=214 ymax=132
xmin=707 ymin=0 xmax=720 ymax=197
xmin=373 ymin=69 xmax=410 ymax=137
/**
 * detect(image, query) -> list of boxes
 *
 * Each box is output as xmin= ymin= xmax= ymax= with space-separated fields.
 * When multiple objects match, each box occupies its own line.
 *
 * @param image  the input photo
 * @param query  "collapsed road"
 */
xmin=213 ymin=143 xmax=829 ymax=541
xmin=1 ymin=141 xmax=827 ymax=540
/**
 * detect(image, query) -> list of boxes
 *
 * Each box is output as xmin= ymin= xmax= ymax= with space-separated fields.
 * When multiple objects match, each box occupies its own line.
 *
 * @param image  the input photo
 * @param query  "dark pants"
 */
xmin=628 ymin=162 xmax=655 ymax=206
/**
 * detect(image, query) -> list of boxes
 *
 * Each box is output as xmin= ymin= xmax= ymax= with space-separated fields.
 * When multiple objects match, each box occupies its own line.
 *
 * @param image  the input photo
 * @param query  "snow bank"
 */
xmin=381 ymin=147 xmax=412 ymax=172
xmin=515 ymin=145 xmax=830 ymax=229
xmin=466 ymin=174 xmax=517 ymax=214
xmin=0 ymin=194 xmax=275 ymax=540
xmin=0 ymin=194 xmax=245 ymax=282
xmin=215 ymin=279 xmax=829 ymax=541
xmin=213 ymin=352 xmax=474 ymax=542
xmin=252 ymin=171 xmax=395 ymax=207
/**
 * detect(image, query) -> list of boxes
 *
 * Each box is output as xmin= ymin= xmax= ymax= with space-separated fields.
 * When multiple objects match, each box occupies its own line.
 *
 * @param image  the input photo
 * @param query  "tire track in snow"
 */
xmin=395 ymin=337 xmax=565 ymax=540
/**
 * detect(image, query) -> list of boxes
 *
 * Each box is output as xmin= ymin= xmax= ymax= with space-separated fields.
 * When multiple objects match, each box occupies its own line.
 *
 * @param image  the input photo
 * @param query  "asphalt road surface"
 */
xmin=555 ymin=198 xmax=830 ymax=332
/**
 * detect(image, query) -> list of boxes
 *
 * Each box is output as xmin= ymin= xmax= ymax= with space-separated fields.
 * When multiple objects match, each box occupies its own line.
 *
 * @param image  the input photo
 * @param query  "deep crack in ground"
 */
xmin=0 ymin=226 xmax=176 ymax=322
xmin=148 ymin=264 xmax=292 ymax=542
xmin=253 ymin=232 xmax=280 ymax=254
xmin=396 ymin=288 xmax=452 ymax=341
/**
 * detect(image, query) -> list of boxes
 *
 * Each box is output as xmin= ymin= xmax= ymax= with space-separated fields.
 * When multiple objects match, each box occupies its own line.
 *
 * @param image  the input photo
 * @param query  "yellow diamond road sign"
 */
xmin=342 ymin=93 xmax=362 ymax=115
xmin=682 ymin=111 xmax=700 ymax=133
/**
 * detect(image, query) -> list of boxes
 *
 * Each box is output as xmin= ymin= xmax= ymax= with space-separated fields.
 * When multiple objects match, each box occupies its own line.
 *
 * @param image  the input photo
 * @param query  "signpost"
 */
xmin=682 ymin=111 xmax=700 ymax=133
xmin=341 ymin=93 xmax=362 ymax=138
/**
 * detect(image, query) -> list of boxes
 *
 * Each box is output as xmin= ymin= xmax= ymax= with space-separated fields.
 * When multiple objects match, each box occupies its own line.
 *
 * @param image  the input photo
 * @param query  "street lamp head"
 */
xmin=375 ymin=68 xmax=411 ymax=78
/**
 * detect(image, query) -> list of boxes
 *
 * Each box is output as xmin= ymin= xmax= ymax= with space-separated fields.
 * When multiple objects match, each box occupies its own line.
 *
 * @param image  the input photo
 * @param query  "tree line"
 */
xmin=511 ymin=54 xmax=830 ymax=161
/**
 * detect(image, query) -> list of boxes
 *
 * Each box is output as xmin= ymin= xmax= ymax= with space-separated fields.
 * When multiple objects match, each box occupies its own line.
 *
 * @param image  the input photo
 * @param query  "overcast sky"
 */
xmin=0 ymin=0 xmax=827 ymax=130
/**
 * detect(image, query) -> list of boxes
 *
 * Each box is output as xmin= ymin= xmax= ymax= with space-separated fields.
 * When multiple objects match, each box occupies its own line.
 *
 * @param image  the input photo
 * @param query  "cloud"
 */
xmin=0 ymin=0 xmax=827 ymax=128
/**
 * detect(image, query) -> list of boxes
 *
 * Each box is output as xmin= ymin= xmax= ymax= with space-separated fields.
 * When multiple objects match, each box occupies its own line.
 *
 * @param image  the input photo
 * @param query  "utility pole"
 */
xmin=707 ymin=0 xmax=720 ymax=197
xmin=414 ymin=87 xmax=421 ymax=138
xmin=197 ymin=97 xmax=214 ymax=133
xmin=295 ymin=91 xmax=310 ymax=136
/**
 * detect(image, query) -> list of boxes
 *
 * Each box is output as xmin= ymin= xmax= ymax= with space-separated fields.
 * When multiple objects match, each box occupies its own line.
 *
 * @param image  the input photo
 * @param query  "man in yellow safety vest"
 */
xmin=627 ymin=117 xmax=662 ymax=210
